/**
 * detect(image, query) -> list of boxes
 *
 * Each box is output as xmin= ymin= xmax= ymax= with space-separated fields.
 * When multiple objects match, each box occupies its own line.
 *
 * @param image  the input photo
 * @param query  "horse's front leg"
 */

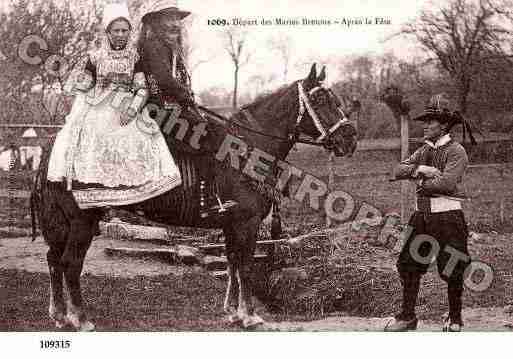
xmin=235 ymin=216 xmax=265 ymax=329
xmin=223 ymin=226 xmax=240 ymax=323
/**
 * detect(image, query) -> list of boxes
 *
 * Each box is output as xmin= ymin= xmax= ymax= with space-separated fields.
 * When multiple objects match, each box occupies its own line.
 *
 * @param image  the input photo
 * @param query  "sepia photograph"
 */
xmin=0 ymin=0 xmax=512 ymax=356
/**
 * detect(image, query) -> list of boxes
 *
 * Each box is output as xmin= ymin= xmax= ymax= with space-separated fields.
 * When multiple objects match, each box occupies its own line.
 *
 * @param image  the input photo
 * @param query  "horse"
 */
xmin=31 ymin=63 xmax=358 ymax=331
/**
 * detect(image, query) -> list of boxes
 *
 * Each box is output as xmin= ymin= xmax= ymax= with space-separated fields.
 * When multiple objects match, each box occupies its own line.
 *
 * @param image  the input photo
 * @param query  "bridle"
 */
xmin=293 ymin=81 xmax=352 ymax=144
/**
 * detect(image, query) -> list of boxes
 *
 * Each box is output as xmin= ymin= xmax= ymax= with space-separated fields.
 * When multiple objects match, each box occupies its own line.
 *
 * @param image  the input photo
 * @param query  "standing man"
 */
xmin=385 ymin=93 xmax=476 ymax=332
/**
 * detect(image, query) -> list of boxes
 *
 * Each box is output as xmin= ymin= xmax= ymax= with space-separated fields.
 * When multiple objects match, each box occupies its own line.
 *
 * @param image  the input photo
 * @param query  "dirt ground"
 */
xmin=2 ymin=230 xmax=513 ymax=331
xmin=267 ymin=306 xmax=513 ymax=331
xmin=0 ymin=234 xmax=198 ymax=278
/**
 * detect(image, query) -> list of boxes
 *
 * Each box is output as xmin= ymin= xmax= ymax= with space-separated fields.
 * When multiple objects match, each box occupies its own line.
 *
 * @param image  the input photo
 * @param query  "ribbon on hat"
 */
xmin=451 ymin=111 xmax=477 ymax=146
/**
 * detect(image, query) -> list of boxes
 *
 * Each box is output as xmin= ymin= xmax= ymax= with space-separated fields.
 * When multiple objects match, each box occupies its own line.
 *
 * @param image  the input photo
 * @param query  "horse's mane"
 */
xmin=245 ymin=84 xmax=289 ymax=106
xmin=236 ymin=81 xmax=299 ymax=127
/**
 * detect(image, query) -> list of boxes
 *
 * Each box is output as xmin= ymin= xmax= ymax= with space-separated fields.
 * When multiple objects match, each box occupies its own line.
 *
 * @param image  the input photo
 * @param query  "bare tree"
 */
xmin=0 ymin=0 xmax=98 ymax=124
xmin=181 ymin=15 xmax=216 ymax=81
xmin=398 ymin=0 xmax=513 ymax=114
xmin=268 ymin=33 xmax=293 ymax=83
xmin=221 ymin=27 xmax=251 ymax=109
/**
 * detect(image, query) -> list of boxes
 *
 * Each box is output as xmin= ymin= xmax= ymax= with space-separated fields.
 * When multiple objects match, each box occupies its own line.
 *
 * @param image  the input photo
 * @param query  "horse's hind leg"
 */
xmin=42 ymin=203 xmax=69 ymax=329
xmin=47 ymin=240 xmax=67 ymax=328
xmin=62 ymin=217 xmax=96 ymax=332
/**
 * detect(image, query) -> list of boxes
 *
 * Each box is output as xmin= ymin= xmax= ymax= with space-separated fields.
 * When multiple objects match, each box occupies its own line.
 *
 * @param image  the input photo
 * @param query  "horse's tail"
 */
xmin=30 ymin=144 xmax=51 ymax=242
xmin=30 ymin=168 xmax=41 ymax=242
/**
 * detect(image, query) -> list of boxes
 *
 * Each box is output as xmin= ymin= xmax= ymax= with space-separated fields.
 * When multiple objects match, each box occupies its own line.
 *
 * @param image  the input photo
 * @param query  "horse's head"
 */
xmin=294 ymin=64 xmax=358 ymax=157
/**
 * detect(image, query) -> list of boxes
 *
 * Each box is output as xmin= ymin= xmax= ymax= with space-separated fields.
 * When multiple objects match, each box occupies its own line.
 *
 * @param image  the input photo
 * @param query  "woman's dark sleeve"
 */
xmin=134 ymin=59 xmax=144 ymax=74
xmin=84 ymin=58 xmax=97 ymax=83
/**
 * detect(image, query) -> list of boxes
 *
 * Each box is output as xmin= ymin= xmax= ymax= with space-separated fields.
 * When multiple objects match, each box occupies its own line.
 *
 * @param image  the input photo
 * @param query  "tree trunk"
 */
xmin=456 ymin=76 xmax=471 ymax=115
xmin=232 ymin=65 xmax=239 ymax=109
xmin=457 ymin=88 xmax=469 ymax=115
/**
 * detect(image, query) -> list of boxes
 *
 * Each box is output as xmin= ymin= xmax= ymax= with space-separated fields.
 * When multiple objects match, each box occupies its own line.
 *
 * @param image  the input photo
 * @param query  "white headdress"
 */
xmin=102 ymin=1 xmax=132 ymax=31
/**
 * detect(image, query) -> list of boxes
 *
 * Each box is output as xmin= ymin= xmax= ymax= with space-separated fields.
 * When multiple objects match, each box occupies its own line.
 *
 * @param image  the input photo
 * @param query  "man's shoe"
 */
xmin=384 ymin=315 xmax=418 ymax=332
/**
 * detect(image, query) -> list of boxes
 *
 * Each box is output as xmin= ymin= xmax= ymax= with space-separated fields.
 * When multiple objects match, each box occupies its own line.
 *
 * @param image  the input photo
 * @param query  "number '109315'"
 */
xmin=40 ymin=340 xmax=71 ymax=349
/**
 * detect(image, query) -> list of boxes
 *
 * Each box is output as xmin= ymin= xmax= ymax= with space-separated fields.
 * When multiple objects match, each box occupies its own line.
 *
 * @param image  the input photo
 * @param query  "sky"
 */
xmin=1 ymin=0 xmax=436 ymax=93
xmin=175 ymin=0 xmax=434 ymax=92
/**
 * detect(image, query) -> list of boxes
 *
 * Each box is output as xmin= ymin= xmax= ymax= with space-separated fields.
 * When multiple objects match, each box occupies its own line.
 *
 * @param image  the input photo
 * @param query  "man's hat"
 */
xmin=414 ymin=93 xmax=477 ymax=145
xmin=102 ymin=1 xmax=132 ymax=31
xmin=413 ymin=93 xmax=454 ymax=123
xmin=141 ymin=0 xmax=191 ymax=22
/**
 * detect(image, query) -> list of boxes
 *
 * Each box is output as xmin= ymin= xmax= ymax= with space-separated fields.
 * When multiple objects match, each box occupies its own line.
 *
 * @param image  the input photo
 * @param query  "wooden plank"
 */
xmin=201 ymin=253 xmax=270 ymax=271
xmin=0 ymin=124 xmax=63 ymax=128
xmin=357 ymin=134 xmax=512 ymax=152
xmin=201 ymin=255 xmax=228 ymax=271
xmin=105 ymin=247 xmax=177 ymax=263
xmin=211 ymin=270 xmax=228 ymax=280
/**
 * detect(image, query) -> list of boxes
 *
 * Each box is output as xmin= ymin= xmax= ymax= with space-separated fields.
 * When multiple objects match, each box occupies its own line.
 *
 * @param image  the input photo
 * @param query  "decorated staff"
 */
xmin=385 ymin=93 xmax=475 ymax=332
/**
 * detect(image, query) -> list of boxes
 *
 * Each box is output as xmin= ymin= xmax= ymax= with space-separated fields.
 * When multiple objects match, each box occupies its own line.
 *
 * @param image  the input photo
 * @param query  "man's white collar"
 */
xmin=425 ymin=134 xmax=451 ymax=148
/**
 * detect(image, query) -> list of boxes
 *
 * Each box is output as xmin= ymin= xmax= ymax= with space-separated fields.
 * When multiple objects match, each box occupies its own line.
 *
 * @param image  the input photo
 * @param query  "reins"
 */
xmin=198 ymin=104 xmax=322 ymax=146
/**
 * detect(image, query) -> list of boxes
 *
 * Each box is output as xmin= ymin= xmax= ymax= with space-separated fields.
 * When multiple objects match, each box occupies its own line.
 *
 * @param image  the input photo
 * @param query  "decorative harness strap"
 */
xmin=295 ymin=82 xmax=351 ymax=143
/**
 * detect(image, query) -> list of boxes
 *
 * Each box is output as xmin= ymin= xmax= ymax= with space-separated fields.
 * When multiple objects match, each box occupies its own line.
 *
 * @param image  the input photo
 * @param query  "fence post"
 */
xmin=326 ymin=151 xmax=335 ymax=227
xmin=400 ymin=114 xmax=409 ymax=223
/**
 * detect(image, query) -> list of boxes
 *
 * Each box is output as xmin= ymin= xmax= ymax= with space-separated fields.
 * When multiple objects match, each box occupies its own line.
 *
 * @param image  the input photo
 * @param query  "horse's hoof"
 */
xmin=50 ymin=311 xmax=68 ymax=330
xmin=79 ymin=321 xmax=95 ymax=332
xmin=54 ymin=320 xmax=66 ymax=329
xmin=64 ymin=314 xmax=94 ymax=331
xmin=226 ymin=313 xmax=243 ymax=325
xmin=242 ymin=315 xmax=265 ymax=330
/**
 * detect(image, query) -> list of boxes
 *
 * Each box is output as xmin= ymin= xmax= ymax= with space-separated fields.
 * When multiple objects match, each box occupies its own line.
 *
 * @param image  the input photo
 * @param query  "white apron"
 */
xmin=47 ymin=47 xmax=181 ymax=209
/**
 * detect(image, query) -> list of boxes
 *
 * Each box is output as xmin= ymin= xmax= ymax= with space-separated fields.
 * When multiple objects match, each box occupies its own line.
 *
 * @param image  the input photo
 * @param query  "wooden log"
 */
xmin=104 ymin=245 xmax=200 ymax=265
xmin=286 ymin=224 xmax=352 ymax=247
xmin=103 ymin=220 xmax=169 ymax=241
xmin=198 ymin=239 xmax=287 ymax=256
xmin=102 ymin=219 xmax=209 ymax=244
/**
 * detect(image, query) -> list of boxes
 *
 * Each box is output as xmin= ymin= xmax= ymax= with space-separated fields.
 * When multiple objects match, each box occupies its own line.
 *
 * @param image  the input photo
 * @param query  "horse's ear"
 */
xmin=318 ymin=66 xmax=326 ymax=82
xmin=306 ymin=63 xmax=317 ymax=84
